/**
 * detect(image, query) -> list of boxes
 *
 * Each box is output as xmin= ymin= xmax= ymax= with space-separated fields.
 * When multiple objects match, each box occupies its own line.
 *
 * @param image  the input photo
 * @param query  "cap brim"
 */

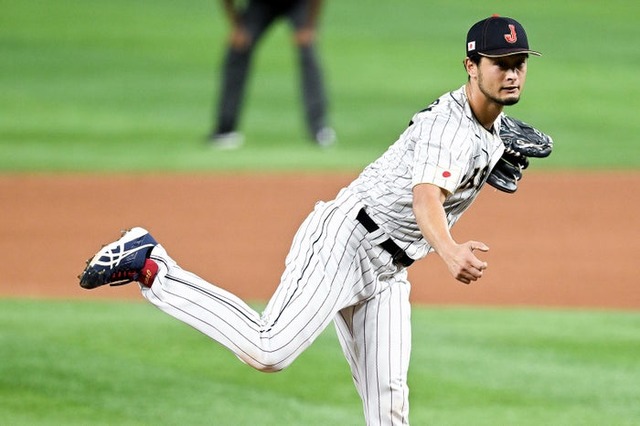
xmin=479 ymin=49 xmax=542 ymax=58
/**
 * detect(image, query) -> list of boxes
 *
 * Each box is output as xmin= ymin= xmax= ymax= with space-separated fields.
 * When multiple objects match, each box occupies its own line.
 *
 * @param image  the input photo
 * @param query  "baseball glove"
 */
xmin=487 ymin=115 xmax=553 ymax=193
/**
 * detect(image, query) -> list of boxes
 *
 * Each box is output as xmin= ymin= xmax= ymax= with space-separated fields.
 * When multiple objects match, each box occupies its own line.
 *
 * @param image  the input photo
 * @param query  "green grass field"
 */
xmin=1 ymin=0 xmax=639 ymax=171
xmin=2 ymin=0 xmax=639 ymax=424
xmin=2 ymin=300 xmax=639 ymax=425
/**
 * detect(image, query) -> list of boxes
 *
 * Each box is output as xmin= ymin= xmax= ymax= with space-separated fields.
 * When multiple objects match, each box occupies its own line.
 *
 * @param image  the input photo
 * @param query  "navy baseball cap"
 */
xmin=466 ymin=15 xmax=541 ymax=58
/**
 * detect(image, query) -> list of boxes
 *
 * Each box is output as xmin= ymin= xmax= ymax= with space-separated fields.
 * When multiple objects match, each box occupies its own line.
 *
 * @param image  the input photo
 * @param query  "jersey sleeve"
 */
xmin=410 ymin=112 xmax=470 ymax=194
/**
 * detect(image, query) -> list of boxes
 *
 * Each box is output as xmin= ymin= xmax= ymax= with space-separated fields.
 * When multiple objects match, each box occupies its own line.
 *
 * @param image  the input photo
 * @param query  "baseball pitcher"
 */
xmin=79 ymin=15 xmax=551 ymax=425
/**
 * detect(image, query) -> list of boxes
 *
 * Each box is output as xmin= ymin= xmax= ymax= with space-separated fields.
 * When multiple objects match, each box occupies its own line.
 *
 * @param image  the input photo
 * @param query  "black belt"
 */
xmin=356 ymin=208 xmax=414 ymax=268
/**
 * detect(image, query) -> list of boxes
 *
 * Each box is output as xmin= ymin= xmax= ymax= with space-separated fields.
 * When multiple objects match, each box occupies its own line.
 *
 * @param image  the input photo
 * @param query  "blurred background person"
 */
xmin=210 ymin=0 xmax=335 ymax=149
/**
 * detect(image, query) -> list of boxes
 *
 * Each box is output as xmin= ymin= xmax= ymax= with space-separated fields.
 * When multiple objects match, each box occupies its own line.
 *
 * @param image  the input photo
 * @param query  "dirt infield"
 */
xmin=1 ymin=172 xmax=637 ymax=310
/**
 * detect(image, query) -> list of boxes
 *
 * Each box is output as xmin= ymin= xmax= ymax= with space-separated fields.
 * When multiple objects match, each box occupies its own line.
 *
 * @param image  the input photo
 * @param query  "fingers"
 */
xmin=471 ymin=260 xmax=488 ymax=274
xmin=456 ymin=267 xmax=484 ymax=285
xmin=469 ymin=241 xmax=489 ymax=253
xmin=442 ymin=240 xmax=490 ymax=284
xmin=469 ymin=241 xmax=489 ymax=271
xmin=457 ymin=275 xmax=472 ymax=285
xmin=455 ymin=241 xmax=489 ymax=284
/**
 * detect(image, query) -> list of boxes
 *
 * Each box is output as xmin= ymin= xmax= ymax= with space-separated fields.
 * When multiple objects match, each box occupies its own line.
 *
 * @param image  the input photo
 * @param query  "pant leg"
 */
xmin=286 ymin=0 xmax=328 ymax=136
xmin=335 ymin=270 xmax=412 ymax=426
xmin=141 ymin=196 xmax=392 ymax=372
xmin=214 ymin=48 xmax=251 ymax=134
xmin=213 ymin=2 xmax=279 ymax=134
xmin=297 ymin=44 xmax=328 ymax=136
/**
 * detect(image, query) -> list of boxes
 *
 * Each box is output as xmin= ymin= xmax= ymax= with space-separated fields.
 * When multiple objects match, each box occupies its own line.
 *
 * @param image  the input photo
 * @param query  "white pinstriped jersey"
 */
xmin=348 ymin=85 xmax=505 ymax=261
xmin=140 ymin=84 xmax=506 ymax=426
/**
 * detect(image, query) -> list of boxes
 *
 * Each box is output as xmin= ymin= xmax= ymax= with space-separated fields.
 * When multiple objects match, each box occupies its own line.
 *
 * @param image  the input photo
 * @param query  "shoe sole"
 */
xmin=79 ymin=227 xmax=154 ymax=289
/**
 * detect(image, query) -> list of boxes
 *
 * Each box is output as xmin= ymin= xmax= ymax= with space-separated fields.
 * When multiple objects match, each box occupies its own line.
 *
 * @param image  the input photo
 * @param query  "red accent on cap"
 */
xmin=442 ymin=171 xmax=452 ymax=178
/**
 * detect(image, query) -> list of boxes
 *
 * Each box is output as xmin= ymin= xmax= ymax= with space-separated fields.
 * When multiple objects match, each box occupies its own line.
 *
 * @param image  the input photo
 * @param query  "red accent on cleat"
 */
xmin=139 ymin=259 xmax=158 ymax=287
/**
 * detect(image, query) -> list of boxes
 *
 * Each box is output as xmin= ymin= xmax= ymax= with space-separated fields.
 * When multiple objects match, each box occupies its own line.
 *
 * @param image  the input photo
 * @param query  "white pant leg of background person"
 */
xmin=335 ymin=268 xmax=412 ymax=426
xmin=140 ymin=190 xmax=393 ymax=373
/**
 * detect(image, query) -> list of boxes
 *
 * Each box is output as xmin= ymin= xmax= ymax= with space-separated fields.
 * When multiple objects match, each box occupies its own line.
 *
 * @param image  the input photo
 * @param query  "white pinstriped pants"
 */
xmin=142 ymin=189 xmax=412 ymax=425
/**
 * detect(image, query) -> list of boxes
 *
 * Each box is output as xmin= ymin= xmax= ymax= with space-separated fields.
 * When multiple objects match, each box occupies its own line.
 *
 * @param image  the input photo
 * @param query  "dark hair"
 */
xmin=467 ymin=54 xmax=481 ymax=65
